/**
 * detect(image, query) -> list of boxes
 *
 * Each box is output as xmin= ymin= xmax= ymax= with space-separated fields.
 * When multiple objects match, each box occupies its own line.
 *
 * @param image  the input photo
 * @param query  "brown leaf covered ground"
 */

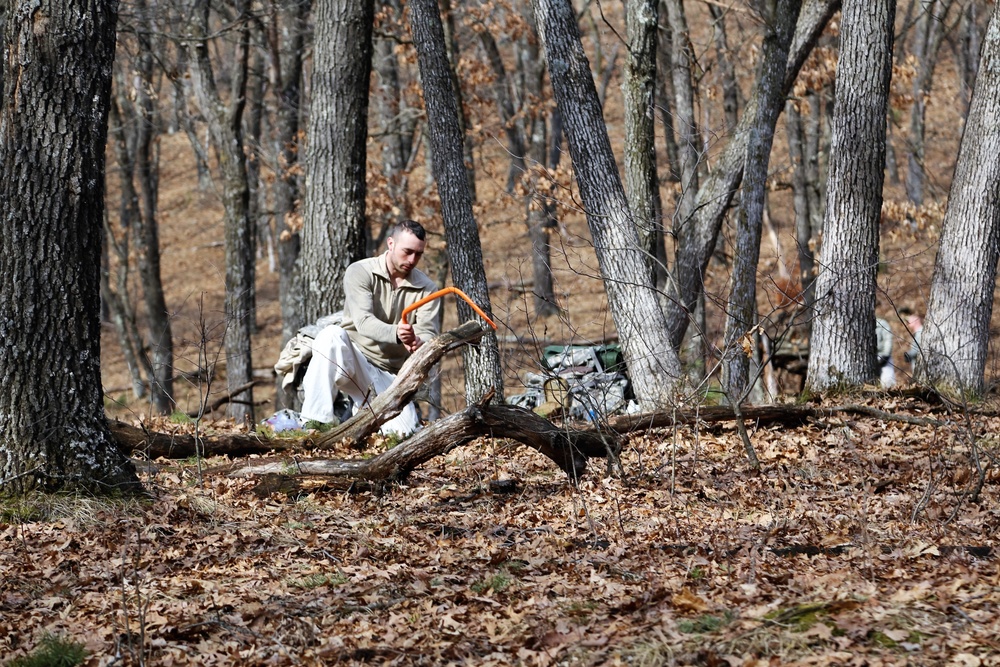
xmin=3 ymin=398 xmax=999 ymax=666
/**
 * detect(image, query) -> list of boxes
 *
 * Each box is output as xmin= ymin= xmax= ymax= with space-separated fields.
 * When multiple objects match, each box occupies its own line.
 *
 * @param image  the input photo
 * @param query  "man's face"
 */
xmin=386 ymin=230 xmax=426 ymax=278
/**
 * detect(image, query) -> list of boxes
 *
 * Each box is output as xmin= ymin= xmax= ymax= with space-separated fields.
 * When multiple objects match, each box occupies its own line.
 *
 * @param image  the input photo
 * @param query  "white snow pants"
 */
xmin=299 ymin=325 xmax=421 ymax=437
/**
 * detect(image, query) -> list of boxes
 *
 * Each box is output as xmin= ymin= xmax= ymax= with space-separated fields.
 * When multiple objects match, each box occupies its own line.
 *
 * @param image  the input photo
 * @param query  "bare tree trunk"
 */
xmin=786 ymin=99 xmax=817 ymax=323
xmin=532 ymin=0 xmax=684 ymax=407
xmin=301 ymin=0 xmax=374 ymax=322
xmin=523 ymin=13 xmax=561 ymax=317
xmin=624 ymin=0 xmax=666 ymax=288
xmin=372 ymin=0 xmax=418 ymax=255
xmin=722 ymin=0 xmax=802 ymax=402
xmin=905 ymin=0 xmax=955 ymax=205
xmin=409 ymin=0 xmax=505 ymax=402
xmin=0 ymin=0 xmax=142 ymax=496
xmin=918 ymin=3 xmax=1000 ymax=395
xmin=129 ymin=0 xmax=175 ymax=415
xmin=439 ymin=0 xmax=477 ymax=202
xmin=655 ymin=2 xmax=681 ymax=182
xmin=807 ymin=0 xmax=896 ymax=391
xmin=956 ymin=1 xmax=982 ymax=116
xmin=663 ymin=0 xmax=700 ymax=225
xmin=664 ymin=0 xmax=841 ymax=350
xmin=186 ymin=0 xmax=256 ymax=424
xmin=708 ymin=2 xmax=740 ymax=129
xmin=269 ymin=0 xmax=310 ymax=347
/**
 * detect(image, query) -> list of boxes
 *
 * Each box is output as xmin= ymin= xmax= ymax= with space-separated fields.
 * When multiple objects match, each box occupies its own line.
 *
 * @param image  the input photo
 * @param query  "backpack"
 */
xmin=507 ymin=343 xmax=632 ymax=421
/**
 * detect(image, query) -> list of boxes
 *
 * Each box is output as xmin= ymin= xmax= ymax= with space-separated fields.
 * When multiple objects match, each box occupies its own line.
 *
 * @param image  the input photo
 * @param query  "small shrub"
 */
xmin=6 ymin=633 xmax=87 ymax=667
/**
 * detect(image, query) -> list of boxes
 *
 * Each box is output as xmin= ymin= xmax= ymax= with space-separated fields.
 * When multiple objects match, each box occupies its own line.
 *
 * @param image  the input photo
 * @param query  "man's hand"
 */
xmin=397 ymin=322 xmax=423 ymax=353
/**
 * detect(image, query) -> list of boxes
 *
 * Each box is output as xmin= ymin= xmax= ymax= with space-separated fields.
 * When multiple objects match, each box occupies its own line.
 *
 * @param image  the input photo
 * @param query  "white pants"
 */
xmin=300 ymin=325 xmax=421 ymax=437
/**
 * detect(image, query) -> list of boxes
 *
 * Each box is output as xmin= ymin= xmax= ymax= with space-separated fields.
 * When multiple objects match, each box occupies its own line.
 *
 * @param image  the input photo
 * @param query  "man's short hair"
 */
xmin=390 ymin=219 xmax=426 ymax=241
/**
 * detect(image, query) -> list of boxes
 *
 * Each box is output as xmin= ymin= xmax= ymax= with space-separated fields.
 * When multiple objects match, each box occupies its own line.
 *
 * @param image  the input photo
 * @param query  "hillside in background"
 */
xmin=99 ymin=4 xmax=985 ymax=425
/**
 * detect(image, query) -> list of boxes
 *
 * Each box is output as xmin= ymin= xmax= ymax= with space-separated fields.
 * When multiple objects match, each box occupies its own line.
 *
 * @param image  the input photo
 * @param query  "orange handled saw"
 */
xmin=401 ymin=286 xmax=497 ymax=330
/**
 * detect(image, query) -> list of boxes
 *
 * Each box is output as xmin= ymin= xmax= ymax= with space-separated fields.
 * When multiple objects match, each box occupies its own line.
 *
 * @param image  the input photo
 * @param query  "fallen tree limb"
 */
xmin=109 ymin=420 xmax=298 ymax=459
xmin=228 ymin=393 xmax=617 ymax=482
xmin=315 ymin=320 xmax=488 ymax=449
xmin=600 ymin=402 xmax=947 ymax=433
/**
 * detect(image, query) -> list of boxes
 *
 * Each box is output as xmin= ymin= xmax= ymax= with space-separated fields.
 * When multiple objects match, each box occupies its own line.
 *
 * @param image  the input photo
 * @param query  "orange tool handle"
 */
xmin=401 ymin=286 xmax=497 ymax=329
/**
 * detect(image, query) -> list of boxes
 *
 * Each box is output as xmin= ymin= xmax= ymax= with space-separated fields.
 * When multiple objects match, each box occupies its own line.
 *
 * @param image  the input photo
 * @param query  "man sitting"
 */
xmin=300 ymin=220 xmax=441 ymax=437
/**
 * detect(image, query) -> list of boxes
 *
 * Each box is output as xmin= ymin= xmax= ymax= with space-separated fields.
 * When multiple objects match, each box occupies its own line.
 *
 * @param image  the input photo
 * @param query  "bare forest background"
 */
xmin=95 ymin=0 xmax=991 ymax=425
xmin=9 ymin=1 xmax=1000 ymax=665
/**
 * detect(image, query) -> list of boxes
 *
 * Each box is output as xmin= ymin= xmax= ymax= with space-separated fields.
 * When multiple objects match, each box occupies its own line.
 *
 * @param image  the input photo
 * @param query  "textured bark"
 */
xmin=0 ymin=0 xmax=142 ymax=496
xmin=623 ymin=0 xmax=666 ymax=287
xmin=807 ymin=0 xmax=896 ymax=391
xmin=301 ymin=0 xmax=374 ymax=322
xmin=186 ymin=0 xmax=256 ymax=424
xmin=918 ymin=3 xmax=1000 ymax=395
xmin=408 ymin=0 xmax=505 ymax=403
xmin=665 ymin=0 xmax=841 ymax=349
xmin=532 ymin=0 xmax=684 ymax=408
xmin=722 ymin=0 xmax=802 ymax=402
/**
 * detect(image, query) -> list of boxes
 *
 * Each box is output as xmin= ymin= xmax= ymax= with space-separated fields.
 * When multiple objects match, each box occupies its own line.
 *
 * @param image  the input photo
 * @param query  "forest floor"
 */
xmin=3 ymin=394 xmax=999 ymax=665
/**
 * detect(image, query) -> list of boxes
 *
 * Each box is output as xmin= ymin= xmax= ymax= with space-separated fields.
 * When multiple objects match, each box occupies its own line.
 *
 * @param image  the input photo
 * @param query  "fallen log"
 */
xmin=109 ymin=420 xmax=298 ymax=459
xmin=228 ymin=390 xmax=617 ymax=483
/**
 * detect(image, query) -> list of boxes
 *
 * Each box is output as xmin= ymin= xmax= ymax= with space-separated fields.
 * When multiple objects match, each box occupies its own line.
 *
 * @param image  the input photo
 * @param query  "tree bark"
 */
xmin=0 ymin=0 xmax=142 ymax=496
xmin=807 ymin=0 xmax=896 ymax=391
xmin=918 ymin=2 xmax=1000 ymax=395
xmin=301 ymin=0 xmax=374 ymax=322
xmin=722 ymin=0 xmax=802 ymax=402
xmin=532 ymin=0 xmax=684 ymax=408
xmin=408 ymin=0 xmax=505 ymax=403
xmin=624 ymin=0 xmax=666 ymax=288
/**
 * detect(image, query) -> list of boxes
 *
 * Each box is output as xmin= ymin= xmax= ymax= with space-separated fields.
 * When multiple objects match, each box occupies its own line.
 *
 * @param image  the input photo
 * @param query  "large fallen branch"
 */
xmin=227 ymin=391 xmax=617 ymax=482
xmin=314 ymin=320 xmax=488 ymax=449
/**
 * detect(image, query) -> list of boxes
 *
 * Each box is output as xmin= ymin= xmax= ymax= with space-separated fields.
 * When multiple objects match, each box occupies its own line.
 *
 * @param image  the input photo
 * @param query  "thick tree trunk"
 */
xmin=301 ymin=0 xmax=374 ymax=322
xmin=624 ymin=0 xmax=666 ymax=288
xmin=722 ymin=0 xmax=802 ymax=402
xmin=532 ymin=0 xmax=684 ymax=408
xmin=408 ymin=0 xmax=505 ymax=403
xmin=918 ymin=3 xmax=1000 ymax=395
xmin=0 ymin=0 xmax=142 ymax=496
xmin=664 ymin=0 xmax=841 ymax=350
xmin=807 ymin=0 xmax=895 ymax=391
